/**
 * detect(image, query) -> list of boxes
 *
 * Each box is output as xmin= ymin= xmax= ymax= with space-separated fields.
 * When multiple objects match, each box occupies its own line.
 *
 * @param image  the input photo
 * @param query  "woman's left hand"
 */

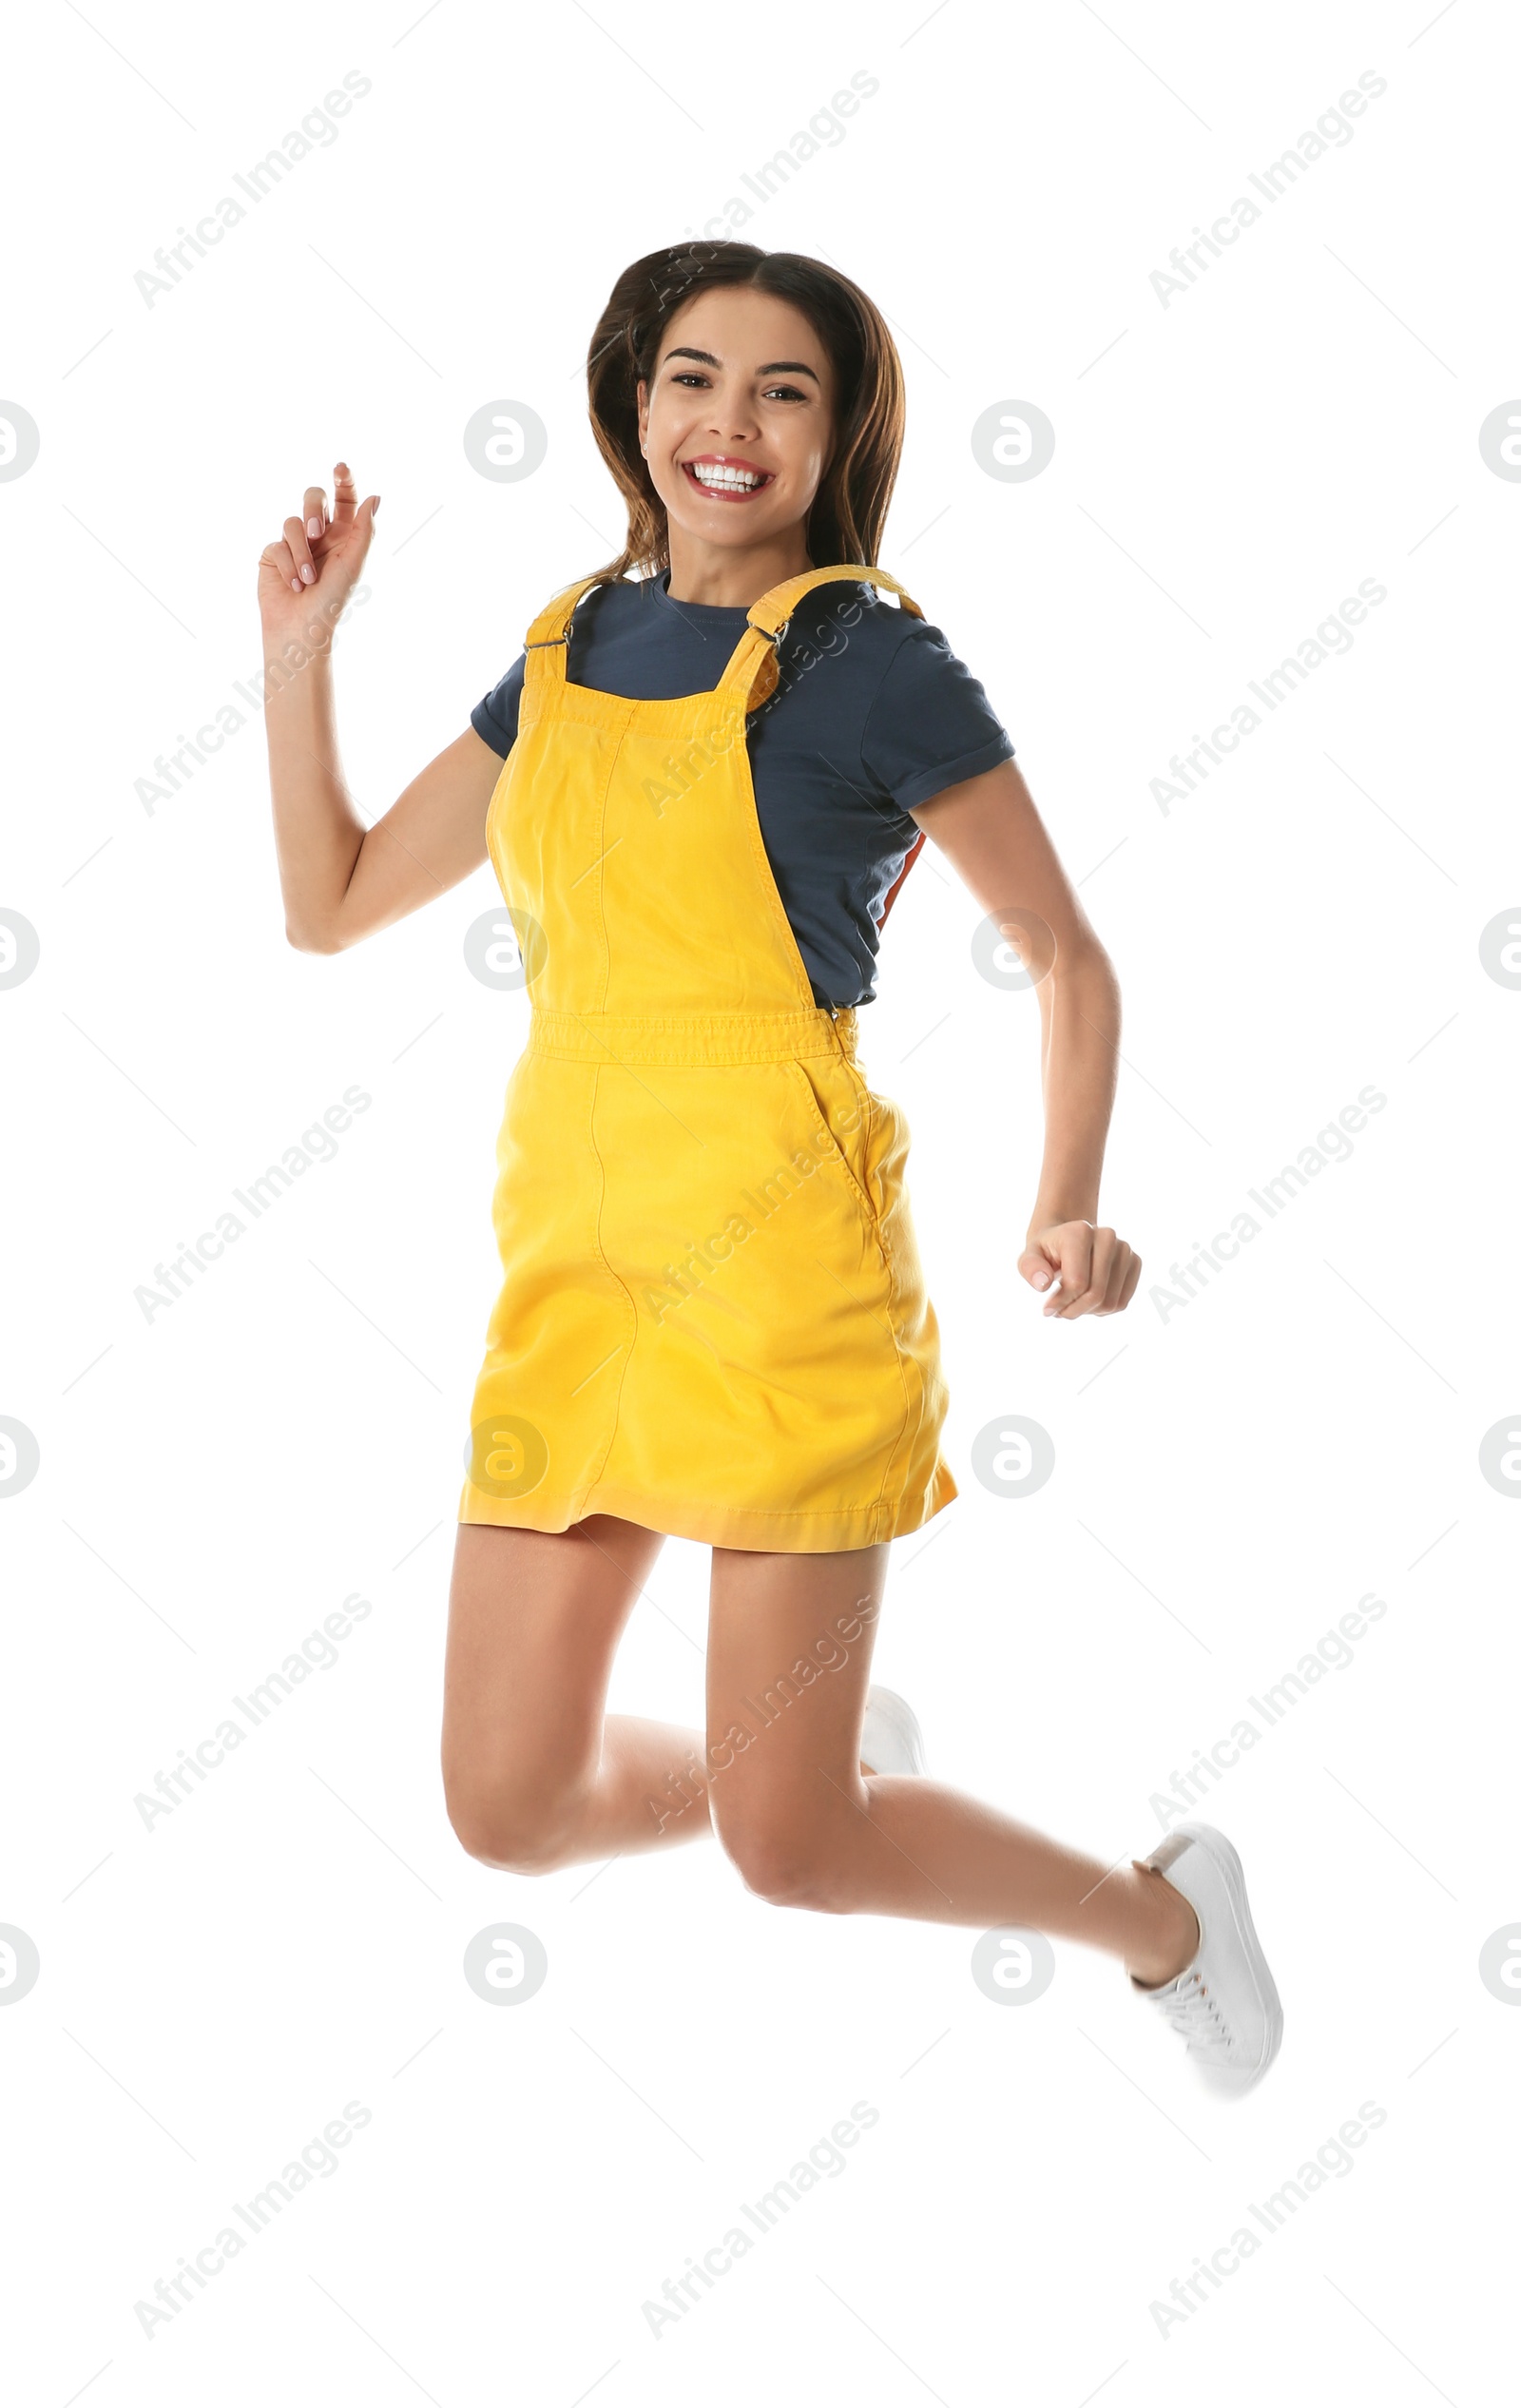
xmin=1018 ymin=1222 xmax=1141 ymax=1319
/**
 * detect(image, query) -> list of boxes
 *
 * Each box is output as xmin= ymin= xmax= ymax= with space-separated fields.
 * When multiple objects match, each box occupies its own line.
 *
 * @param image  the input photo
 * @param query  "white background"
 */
xmin=2 ymin=1 xmax=1516 ymax=2398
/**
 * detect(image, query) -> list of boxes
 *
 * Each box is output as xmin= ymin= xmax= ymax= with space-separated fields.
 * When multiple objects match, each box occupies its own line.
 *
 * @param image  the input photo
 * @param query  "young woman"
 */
xmin=259 ymin=243 xmax=1281 ymax=2097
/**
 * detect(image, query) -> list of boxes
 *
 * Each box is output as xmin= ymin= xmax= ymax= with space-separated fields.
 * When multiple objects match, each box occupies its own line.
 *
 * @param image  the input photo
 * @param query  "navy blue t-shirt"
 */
xmin=471 ymin=569 xmax=1015 ymax=1010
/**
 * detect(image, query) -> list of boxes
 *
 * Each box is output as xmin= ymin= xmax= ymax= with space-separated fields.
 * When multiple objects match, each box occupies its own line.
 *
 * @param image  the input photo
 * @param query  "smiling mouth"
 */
xmin=681 ymin=458 xmax=774 ymax=499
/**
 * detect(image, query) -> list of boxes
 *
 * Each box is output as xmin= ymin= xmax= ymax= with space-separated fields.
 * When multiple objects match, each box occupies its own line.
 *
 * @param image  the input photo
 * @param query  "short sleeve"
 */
xmin=859 ymin=622 xmax=1015 ymax=816
xmin=471 ymin=652 xmax=527 ymax=759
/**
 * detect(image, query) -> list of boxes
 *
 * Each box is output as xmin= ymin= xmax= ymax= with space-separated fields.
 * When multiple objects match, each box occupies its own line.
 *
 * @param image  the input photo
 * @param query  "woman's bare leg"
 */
xmin=441 ymin=1514 xmax=718 ymax=1870
xmin=705 ymin=1540 xmax=1199 ymax=1985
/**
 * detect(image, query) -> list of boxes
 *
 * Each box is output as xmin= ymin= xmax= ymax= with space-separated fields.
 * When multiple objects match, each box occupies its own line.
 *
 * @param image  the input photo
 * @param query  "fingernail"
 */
xmin=307 ymin=516 xmax=321 ymax=538
xmin=290 ymin=576 xmax=301 ymax=592
xmin=372 ymin=494 xmax=381 ymax=515
xmin=299 ymin=562 xmax=316 ymax=582
xmin=1031 ymin=1271 xmax=1049 ymax=1290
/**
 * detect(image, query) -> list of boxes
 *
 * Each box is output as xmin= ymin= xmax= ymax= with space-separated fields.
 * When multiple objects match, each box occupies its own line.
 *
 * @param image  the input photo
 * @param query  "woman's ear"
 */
xmin=635 ymin=378 xmax=649 ymax=458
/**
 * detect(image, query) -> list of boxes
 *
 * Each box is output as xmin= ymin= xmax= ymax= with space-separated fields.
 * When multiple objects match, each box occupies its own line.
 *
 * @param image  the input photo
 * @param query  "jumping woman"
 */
xmin=259 ymin=242 xmax=1281 ymax=2097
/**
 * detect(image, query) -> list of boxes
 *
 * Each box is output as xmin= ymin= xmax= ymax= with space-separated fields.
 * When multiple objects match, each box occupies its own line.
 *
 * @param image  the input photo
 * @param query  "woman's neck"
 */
xmin=664 ymin=527 xmax=816 ymax=609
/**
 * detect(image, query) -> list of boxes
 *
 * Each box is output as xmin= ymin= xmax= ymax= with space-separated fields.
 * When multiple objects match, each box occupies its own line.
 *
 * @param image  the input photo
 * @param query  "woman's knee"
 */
xmin=712 ymin=1799 xmax=849 ymax=1912
xmin=442 ymin=1763 xmax=588 ymax=1873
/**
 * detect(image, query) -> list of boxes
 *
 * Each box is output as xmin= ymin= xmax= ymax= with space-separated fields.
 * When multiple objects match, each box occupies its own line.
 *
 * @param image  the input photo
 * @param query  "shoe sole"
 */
xmin=860 ymin=1686 xmax=926 ymax=1778
xmin=1150 ymin=1821 xmax=1284 ymax=2089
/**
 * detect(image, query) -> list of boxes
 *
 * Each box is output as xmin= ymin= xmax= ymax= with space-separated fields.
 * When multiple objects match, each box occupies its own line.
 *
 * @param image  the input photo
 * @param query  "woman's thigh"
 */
xmin=441 ymin=1513 xmax=665 ymax=1838
xmin=704 ymin=1541 xmax=889 ymax=1899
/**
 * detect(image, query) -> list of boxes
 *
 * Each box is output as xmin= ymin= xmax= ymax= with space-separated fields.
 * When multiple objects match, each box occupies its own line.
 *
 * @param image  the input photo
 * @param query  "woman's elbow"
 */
xmin=1060 ymin=933 xmax=1118 ymax=992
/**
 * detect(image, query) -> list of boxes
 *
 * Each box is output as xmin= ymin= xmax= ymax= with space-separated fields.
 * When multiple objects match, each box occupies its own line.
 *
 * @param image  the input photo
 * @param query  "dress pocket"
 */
xmin=785 ymin=1056 xmax=892 ymax=1262
xmin=840 ymin=1060 xmax=905 ymax=1229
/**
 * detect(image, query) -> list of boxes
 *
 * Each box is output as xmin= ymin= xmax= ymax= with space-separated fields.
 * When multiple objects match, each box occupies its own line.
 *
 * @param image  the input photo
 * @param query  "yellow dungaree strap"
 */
xmin=718 ymin=564 xmax=925 ymax=712
xmin=522 ymin=573 xmax=616 ymax=652
xmin=519 ymin=564 xmax=924 ymax=707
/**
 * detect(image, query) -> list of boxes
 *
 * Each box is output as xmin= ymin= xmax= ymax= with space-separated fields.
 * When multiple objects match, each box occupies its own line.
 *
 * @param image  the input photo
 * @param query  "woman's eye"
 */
xmin=664 ymin=373 xmax=810 ymax=400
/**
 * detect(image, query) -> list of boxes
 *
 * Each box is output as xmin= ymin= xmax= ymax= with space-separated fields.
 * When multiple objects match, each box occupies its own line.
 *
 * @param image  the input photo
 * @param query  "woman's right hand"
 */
xmin=257 ymin=460 xmax=379 ymax=645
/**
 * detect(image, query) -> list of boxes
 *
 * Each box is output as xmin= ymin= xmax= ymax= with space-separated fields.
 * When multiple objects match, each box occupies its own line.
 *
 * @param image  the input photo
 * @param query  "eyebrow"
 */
xmin=662 ymin=345 xmax=821 ymax=385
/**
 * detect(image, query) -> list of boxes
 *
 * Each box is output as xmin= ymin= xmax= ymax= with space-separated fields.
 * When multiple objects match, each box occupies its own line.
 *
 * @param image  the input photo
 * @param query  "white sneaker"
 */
xmin=859 ymin=1686 xmax=926 ymax=1777
xmin=1133 ymin=1822 xmax=1283 ymax=2098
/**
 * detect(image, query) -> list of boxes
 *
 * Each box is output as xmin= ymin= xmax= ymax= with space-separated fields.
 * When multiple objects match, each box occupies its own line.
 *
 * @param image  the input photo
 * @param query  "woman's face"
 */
xmin=636 ymin=286 xmax=837 ymax=557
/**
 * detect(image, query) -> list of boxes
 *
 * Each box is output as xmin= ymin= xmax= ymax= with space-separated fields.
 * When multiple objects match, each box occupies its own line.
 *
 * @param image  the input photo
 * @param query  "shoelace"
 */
xmin=1154 ymin=1968 xmax=1234 ymax=2057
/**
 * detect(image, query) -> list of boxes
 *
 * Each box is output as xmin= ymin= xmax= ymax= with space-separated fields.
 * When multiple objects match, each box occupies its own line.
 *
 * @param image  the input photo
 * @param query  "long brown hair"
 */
xmin=586 ymin=242 xmax=905 ymax=582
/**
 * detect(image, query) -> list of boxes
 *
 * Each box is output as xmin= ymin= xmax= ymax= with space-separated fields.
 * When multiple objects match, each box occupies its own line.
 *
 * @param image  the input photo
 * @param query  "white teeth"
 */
xmin=688 ymin=463 xmax=763 ymax=489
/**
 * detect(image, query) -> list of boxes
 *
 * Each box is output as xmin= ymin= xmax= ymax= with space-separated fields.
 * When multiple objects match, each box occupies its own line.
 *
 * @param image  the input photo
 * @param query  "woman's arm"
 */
xmin=911 ymin=758 xmax=1142 ymax=1319
xmin=259 ymin=462 xmax=502 ymax=953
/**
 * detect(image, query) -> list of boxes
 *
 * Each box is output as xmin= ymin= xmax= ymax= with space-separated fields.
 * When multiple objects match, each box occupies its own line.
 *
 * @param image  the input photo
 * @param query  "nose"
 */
xmin=704 ymin=385 xmax=759 ymax=444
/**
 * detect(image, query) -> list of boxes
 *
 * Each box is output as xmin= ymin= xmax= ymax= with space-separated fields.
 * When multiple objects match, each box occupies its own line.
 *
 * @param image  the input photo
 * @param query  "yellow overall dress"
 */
xmin=457 ymin=562 xmax=958 ymax=1551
